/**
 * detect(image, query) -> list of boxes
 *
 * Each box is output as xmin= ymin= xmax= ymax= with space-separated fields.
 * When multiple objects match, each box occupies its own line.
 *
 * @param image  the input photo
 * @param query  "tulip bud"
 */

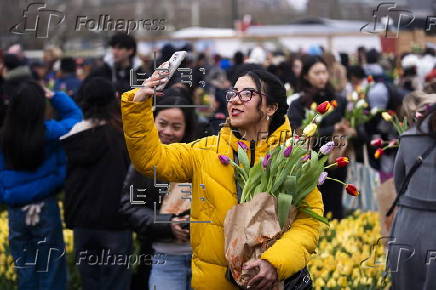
xmin=367 ymin=75 xmax=374 ymax=83
xmin=346 ymin=184 xmax=359 ymax=196
xmin=316 ymin=101 xmax=331 ymax=114
xmin=320 ymin=141 xmax=335 ymax=155
xmin=283 ymin=145 xmax=293 ymax=157
xmin=218 ymin=155 xmax=230 ymax=165
xmin=370 ymin=138 xmax=383 ymax=147
xmin=374 ymin=148 xmax=384 ymax=159
xmin=262 ymin=154 xmax=272 ymax=168
xmin=335 ymin=157 xmax=349 ymax=168
xmin=381 ymin=112 xmax=393 ymax=122
xmin=237 ymin=141 xmax=248 ymax=151
xmin=318 ymin=172 xmax=328 ymax=185
xmin=388 ymin=139 xmax=398 ymax=147
xmin=301 ymin=154 xmax=311 ymax=162
xmin=330 ymin=100 xmax=337 ymax=108
xmin=303 ymin=123 xmax=318 ymax=137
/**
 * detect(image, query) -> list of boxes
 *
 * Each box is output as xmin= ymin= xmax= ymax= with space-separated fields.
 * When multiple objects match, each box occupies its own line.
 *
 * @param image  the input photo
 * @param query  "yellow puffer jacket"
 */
xmin=121 ymin=89 xmax=324 ymax=290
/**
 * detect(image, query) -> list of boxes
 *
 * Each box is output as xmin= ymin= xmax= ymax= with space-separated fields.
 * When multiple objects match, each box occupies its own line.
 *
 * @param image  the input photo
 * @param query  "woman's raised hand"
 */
xmin=133 ymin=61 xmax=170 ymax=102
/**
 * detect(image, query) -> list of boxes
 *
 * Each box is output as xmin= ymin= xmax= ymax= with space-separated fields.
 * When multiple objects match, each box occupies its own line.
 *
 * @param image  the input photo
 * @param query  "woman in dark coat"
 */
xmin=388 ymin=102 xmax=436 ymax=289
xmin=287 ymin=55 xmax=348 ymax=219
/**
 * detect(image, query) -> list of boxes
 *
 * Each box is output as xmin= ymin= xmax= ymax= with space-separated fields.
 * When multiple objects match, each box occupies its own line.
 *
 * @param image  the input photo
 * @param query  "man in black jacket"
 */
xmin=90 ymin=33 xmax=146 ymax=95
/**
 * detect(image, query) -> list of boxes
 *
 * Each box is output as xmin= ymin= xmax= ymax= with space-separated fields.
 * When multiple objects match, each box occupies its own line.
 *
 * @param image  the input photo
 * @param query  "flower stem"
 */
xmin=326 ymin=177 xmax=346 ymax=186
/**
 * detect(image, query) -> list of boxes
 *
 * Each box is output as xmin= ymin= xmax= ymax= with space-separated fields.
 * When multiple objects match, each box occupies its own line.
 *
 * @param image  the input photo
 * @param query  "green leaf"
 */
xmin=282 ymin=175 xmax=296 ymax=196
xmin=299 ymin=207 xmax=329 ymax=225
xmin=277 ymin=193 xmax=293 ymax=229
xmin=238 ymin=146 xmax=250 ymax=173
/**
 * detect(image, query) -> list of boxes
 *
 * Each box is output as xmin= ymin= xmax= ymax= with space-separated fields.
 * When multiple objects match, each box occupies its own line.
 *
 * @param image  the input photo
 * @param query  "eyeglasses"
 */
xmin=225 ymin=88 xmax=266 ymax=103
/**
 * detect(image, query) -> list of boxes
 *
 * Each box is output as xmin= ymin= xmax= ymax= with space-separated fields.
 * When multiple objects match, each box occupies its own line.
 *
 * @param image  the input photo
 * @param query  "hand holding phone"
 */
xmin=155 ymin=51 xmax=187 ymax=91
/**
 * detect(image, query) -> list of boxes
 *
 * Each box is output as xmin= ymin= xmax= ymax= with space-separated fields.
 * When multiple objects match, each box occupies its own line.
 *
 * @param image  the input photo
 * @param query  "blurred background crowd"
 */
xmin=0 ymin=0 xmax=436 ymax=289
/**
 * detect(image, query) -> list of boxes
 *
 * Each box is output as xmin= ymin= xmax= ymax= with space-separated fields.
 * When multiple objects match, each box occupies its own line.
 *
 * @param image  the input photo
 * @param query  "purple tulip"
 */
xmin=301 ymin=154 xmax=311 ymax=162
xmin=218 ymin=155 xmax=230 ymax=165
xmin=262 ymin=154 xmax=272 ymax=168
xmin=318 ymin=172 xmax=328 ymax=185
xmin=283 ymin=146 xmax=293 ymax=157
xmin=238 ymin=141 xmax=248 ymax=151
xmin=320 ymin=141 xmax=335 ymax=155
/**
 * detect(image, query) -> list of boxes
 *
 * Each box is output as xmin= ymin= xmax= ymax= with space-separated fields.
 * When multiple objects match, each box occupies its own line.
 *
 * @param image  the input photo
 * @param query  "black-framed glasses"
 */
xmin=225 ymin=88 xmax=266 ymax=102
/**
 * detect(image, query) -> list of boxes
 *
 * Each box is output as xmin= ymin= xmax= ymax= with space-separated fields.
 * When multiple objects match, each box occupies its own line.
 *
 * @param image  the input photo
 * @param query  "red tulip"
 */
xmin=335 ymin=157 xmax=349 ymax=168
xmin=346 ymin=184 xmax=360 ymax=196
xmin=316 ymin=101 xmax=331 ymax=114
xmin=370 ymin=138 xmax=384 ymax=147
xmin=367 ymin=75 xmax=374 ymax=83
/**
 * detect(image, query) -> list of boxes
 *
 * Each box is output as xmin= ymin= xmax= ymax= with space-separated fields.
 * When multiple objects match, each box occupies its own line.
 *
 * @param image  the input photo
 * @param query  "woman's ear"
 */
xmin=266 ymin=103 xmax=278 ymax=118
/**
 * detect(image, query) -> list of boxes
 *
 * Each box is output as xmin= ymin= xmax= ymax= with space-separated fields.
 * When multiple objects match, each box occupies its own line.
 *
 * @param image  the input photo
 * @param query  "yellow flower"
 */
xmin=382 ymin=111 xmax=393 ymax=122
xmin=303 ymin=122 xmax=317 ymax=137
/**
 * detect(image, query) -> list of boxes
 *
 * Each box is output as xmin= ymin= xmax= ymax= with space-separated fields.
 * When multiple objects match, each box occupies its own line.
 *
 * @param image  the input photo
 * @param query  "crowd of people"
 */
xmin=0 ymin=32 xmax=435 ymax=290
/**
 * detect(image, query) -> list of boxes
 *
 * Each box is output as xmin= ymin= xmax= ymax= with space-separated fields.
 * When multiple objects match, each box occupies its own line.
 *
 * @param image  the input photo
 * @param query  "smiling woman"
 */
xmin=121 ymin=63 xmax=324 ymax=290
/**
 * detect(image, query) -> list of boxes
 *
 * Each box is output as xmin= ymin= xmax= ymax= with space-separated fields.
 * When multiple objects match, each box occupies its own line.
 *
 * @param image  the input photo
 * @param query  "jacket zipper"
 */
xmin=250 ymin=140 xmax=255 ymax=167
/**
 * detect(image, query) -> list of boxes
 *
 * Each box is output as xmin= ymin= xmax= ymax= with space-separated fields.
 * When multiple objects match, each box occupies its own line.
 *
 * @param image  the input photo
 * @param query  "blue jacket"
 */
xmin=0 ymin=92 xmax=83 ymax=206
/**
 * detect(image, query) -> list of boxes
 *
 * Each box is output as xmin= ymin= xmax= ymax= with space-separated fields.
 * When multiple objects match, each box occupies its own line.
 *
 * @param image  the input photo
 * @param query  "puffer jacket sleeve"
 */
xmin=45 ymin=91 xmax=83 ymax=141
xmin=121 ymin=89 xmax=196 ymax=183
xmin=260 ymin=187 xmax=324 ymax=280
xmin=1 ymin=148 xmax=66 ymax=206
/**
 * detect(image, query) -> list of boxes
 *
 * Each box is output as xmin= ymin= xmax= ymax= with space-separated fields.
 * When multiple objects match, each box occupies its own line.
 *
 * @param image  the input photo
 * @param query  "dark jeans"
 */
xmin=8 ymin=196 xmax=67 ymax=290
xmin=73 ymin=228 xmax=132 ymax=290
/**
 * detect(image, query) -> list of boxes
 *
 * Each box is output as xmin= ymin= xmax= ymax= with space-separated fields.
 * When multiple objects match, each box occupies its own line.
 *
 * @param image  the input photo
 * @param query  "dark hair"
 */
xmin=233 ymin=51 xmax=244 ymax=65
xmin=299 ymin=55 xmax=335 ymax=106
xmin=1 ymin=81 xmax=46 ymax=171
xmin=347 ymin=65 xmax=366 ymax=81
xmin=77 ymin=77 xmax=122 ymax=131
xmin=417 ymin=103 xmax=436 ymax=138
xmin=60 ymin=57 xmax=77 ymax=74
xmin=3 ymin=54 xmax=23 ymax=70
xmin=237 ymin=69 xmax=289 ymax=135
xmin=366 ymin=48 xmax=379 ymax=64
xmin=153 ymin=90 xmax=197 ymax=143
xmin=109 ymin=33 xmax=136 ymax=58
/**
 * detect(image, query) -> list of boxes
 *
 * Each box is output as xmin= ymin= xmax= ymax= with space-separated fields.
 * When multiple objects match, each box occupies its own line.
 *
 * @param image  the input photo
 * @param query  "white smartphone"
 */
xmin=155 ymin=51 xmax=187 ymax=91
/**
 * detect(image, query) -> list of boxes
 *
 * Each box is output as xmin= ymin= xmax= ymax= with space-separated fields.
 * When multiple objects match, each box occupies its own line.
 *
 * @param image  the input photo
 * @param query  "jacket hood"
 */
xmin=218 ymin=116 xmax=292 ymax=162
xmin=60 ymin=121 xmax=110 ymax=166
xmin=4 ymin=65 xmax=32 ymax=81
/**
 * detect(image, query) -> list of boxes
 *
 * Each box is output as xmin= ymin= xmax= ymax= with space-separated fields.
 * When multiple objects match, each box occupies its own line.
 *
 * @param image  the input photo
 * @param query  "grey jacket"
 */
xmin=393 ymin=115 xmax=436 ymax=202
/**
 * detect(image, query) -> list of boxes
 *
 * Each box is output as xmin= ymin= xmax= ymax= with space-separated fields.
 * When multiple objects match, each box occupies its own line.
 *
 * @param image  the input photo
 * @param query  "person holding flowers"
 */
xmin=287 ymin=55 xmax=348 ymax=219
xmin=121 ymin=63 xmax=324 ymax=290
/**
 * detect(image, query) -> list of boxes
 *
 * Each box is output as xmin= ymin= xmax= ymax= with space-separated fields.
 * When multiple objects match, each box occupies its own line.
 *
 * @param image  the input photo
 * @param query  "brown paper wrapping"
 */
xmin=223 ymin=192 xmax=298 ymax=290
xmin=375 ymin=178 xmax=397 ymax=242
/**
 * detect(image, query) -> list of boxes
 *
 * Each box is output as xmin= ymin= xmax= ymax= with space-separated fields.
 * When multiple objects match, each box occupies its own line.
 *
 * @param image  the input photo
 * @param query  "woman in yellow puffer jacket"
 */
xmin=121 ymin=64 xmax=324 ymax=290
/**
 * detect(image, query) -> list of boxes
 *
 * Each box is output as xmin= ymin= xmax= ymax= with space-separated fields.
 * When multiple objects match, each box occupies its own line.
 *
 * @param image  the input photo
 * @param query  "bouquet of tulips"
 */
xmin=381 ymin=110 xmax=409 ymax=135
xmin=345 ymin=76 xmax=376 ymax=128
xmin=220 ymin=103 xmax=360 ymax=289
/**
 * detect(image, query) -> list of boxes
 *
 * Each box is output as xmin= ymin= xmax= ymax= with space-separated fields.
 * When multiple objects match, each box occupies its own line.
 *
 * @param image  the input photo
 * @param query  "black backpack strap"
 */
xmin=232 ymin=149 xmax=243 ymax=203
xmin=386 ymin=141 xmax=436 ymax=217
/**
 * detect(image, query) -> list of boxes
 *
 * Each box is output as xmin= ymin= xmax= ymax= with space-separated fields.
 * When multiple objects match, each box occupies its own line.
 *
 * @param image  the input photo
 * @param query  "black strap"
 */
xmin=386 ymin=141 xmax=436 ymax=217
xmin=233 ymin=150 xmax=243 ymax=203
